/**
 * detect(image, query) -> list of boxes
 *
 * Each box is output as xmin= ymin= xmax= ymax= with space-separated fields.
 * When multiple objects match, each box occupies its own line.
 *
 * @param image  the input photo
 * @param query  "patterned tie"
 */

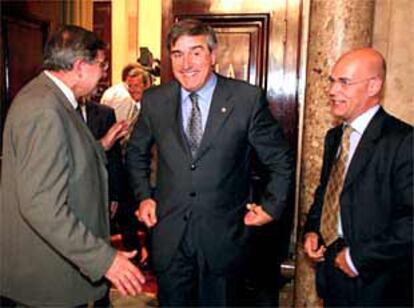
xmin=187 ymin=92 xmax=203 ymax=157
xmin=320 ymin=125 xmax=353 ymax=246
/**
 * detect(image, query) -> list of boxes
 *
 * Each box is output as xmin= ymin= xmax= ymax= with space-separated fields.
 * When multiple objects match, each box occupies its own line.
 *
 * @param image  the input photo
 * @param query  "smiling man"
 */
xmin=303 ymin=48 xmax=413 ymax=306
xmin=125 ymin=19 xmax=294 ymax=306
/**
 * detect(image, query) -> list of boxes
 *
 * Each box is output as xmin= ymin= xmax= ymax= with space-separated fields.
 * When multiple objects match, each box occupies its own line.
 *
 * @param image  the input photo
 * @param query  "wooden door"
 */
xmin=1 ymin=8 xmax=49 ymax=152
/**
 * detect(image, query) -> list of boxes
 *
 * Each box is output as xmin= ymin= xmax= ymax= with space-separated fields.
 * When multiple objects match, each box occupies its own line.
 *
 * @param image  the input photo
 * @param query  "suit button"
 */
xmin=190 ymin=164 xmax=196 ymax=170
xmin=189 ymin=192 xmax=196 ymax=197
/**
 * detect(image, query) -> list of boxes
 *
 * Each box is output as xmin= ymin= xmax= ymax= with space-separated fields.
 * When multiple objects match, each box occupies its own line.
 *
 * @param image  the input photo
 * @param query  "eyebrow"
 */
xmin=328 ymin=76 xmax=351 ymax=82
xmin=170 ymin=45 xmax=205 ymax=54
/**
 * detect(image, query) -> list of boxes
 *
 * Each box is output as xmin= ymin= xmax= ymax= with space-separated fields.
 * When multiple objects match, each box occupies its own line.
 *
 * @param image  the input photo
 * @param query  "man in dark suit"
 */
xmin=303 ymin=48 xmax=413 ymax=306
xmin=126 ymin=19 xmax=294 ymax=306
xmin=83 ymin=101 xmax=146 ymax=265
xmin=0 ymin=25 xmax=144 ymax=307
xmin=82 ymin=101 xmax=126 ymax=213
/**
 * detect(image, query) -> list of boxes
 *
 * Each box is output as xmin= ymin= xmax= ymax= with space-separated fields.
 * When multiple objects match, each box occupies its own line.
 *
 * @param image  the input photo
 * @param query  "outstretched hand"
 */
xmin=105 ymin=250 xmax=146 ymax=296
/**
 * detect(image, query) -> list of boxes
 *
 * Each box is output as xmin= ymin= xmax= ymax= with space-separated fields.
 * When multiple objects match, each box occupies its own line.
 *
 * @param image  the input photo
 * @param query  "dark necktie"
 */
xmin=320 ymin=125 xmax=353 ymax=246
xmin=76 ymin=105 xmax=85 ymax=122
xmin=187 ymin=92 xmax=203 ymax=157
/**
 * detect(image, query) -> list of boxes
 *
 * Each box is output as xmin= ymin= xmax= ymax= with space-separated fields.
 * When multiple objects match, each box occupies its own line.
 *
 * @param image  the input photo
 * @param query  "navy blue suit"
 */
xmin=304 ymin=108 xmax=413 ymax=306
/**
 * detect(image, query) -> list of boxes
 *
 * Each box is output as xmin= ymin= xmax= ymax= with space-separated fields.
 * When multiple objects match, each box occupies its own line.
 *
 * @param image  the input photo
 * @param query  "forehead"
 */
xmin=171 ymin=34 xmax=208 ymax=50
xmin=126 ymin=75 xmax=144 ymax=84
xmin=331 ymin=58 xmax=363 ymax=78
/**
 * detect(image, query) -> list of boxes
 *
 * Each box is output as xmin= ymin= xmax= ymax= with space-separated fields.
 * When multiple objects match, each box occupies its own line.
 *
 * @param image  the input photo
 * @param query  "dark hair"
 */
xmin=167 ymin=19 xmax=217 ymax=52
xmin=43 ymin=25 xmax=106 ymax=71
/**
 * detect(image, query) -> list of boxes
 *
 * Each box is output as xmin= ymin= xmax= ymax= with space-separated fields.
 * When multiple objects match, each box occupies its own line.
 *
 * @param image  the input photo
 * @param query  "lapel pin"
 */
xmin=221 ymin=107 xmax=227 ymax=113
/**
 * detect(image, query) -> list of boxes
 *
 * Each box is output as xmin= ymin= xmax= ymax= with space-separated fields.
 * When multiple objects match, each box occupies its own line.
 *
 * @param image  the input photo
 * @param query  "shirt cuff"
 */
xmin=345 ymin=247 xmax=359 ymax=276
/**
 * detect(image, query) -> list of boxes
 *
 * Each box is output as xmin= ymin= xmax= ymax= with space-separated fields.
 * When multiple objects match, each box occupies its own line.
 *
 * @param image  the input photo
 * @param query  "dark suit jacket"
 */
xmin=304 ymin=108 xmax=413 ymax=305
xmin=0 ymin=73 xmax=116 ymax=306
xmin=85 ymin=101 xmax=124 ymax=203
xmin=126 ymin=74 xmax=294 ymax=273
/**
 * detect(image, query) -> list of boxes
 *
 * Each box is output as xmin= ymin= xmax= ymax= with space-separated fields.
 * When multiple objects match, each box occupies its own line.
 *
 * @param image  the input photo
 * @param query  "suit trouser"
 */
xmin=315 ymin=238 xmax=359 ymax=307
xmin=156 ymin=221 xmax=245 ymax=307
xmin=316 ymin=238 xmax=413 ymax=307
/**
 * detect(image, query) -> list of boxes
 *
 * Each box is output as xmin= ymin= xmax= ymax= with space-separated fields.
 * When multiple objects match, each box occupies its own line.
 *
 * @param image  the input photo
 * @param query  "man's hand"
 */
xmin=105 ymin=250 xmax=146 ymax=296
xmin=244 ymin=203 xmax=273 ymax=226
xmin=335 ymin=248 xmax=358 ymax=278
xmin=303 ymin=232 xmax=326 ymax=262
xmin=135 ymin=198 xmax=157 ymax=227
xmin=100 ymin=120 xmax=129 ymax=151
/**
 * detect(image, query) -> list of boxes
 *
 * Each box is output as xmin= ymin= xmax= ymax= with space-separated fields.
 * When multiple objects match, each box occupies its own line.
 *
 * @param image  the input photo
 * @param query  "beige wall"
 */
xmin=109 ymin=0 xmax=161 ymax=84
xmin=138 ymin=0 xmax=162 ymax=60
xmin=111 ymin=0 xmax=139 ymax=84
xmin=373 ymin=0 xmax=414 ymax=124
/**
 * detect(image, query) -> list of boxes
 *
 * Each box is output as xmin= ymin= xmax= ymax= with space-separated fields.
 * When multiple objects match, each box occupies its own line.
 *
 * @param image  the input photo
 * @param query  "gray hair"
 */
xmin=43 ymin=25 xmax=106 ymax=71
xmin=167 ymin=19 xmax=218 ymax=52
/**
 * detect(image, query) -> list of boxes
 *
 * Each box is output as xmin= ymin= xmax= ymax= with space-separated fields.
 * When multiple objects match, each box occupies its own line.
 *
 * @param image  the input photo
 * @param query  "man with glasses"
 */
xmin=0 ymin=25 xmax=145 ymax=307
xmin=303 ymin=48 xmax=413 ymax=306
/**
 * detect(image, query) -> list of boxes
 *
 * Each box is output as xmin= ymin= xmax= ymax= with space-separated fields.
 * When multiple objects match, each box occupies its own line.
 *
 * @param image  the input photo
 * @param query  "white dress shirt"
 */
xmin=339 ymin=104 xmax=380 ymax=275
xmin=44 ymin=70 xmax=78 ymax=110
xmin=101 ymin=82 xmax=138 ymax=122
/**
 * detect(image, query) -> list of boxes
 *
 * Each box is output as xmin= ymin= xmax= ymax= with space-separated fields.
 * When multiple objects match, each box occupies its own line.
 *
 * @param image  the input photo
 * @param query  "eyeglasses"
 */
xmin=328 ymin=75 xmax=377 ymax=89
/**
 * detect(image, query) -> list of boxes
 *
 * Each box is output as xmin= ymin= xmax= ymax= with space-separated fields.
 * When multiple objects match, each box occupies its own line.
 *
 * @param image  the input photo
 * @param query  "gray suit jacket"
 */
xmin=126 ymin=75 xmax=294 ymax=273
xmin=0 ymin=73 xmax=116 ymax=306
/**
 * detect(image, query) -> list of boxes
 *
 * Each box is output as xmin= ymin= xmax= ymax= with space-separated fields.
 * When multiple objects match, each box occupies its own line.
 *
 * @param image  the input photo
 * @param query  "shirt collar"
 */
xmin=44 ymin=70 xmax=78 ymax=109
xmin=346 ymin=104 xmax=380 ymax=135
xmin=181 ymin=73 xmax=217 ymax=102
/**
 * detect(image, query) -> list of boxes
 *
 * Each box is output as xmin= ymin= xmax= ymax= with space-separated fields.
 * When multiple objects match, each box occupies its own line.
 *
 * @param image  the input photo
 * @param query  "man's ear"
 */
xmin=72 ymin=58 xmax=84 ymax=79
xmin=368 ymin=77 xmax=383 ymax=97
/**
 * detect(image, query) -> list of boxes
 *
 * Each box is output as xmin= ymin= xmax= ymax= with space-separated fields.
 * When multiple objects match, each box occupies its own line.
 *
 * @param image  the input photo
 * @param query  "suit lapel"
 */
xmin=164 ymin=82 xmax=191 ymax=157
xmin=343 ymin=108 xmax=386 ymax=189
xmin=325 ymin=127 xmax=343 ymax=177
xmin=194 ymin=77 xmax=234 ymax=162
xmin=40 ymin=73 xmax=107 ymax=166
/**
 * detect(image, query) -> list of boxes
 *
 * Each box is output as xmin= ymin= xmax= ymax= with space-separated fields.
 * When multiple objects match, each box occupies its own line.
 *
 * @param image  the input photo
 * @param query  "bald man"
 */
xmin=303 ymin=48 xmax=413 ymax=306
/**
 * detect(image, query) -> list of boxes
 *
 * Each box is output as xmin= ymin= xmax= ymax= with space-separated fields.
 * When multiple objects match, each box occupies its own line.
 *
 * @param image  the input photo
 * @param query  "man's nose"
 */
xmin=182 ymin=54 xmax=193 ymax=69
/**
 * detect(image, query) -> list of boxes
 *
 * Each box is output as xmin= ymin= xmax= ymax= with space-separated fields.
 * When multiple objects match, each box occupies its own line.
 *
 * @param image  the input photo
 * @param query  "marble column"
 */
xmin=294 ymin=0 xmax=375 ymax=307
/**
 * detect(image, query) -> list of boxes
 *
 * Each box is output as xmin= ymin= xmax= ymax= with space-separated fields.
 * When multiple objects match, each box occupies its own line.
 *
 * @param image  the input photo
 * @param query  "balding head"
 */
xmin=328 ymin=48 xmax=386 ymax=122
xmin=336 ymin=48 xmax=386 ymax=81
